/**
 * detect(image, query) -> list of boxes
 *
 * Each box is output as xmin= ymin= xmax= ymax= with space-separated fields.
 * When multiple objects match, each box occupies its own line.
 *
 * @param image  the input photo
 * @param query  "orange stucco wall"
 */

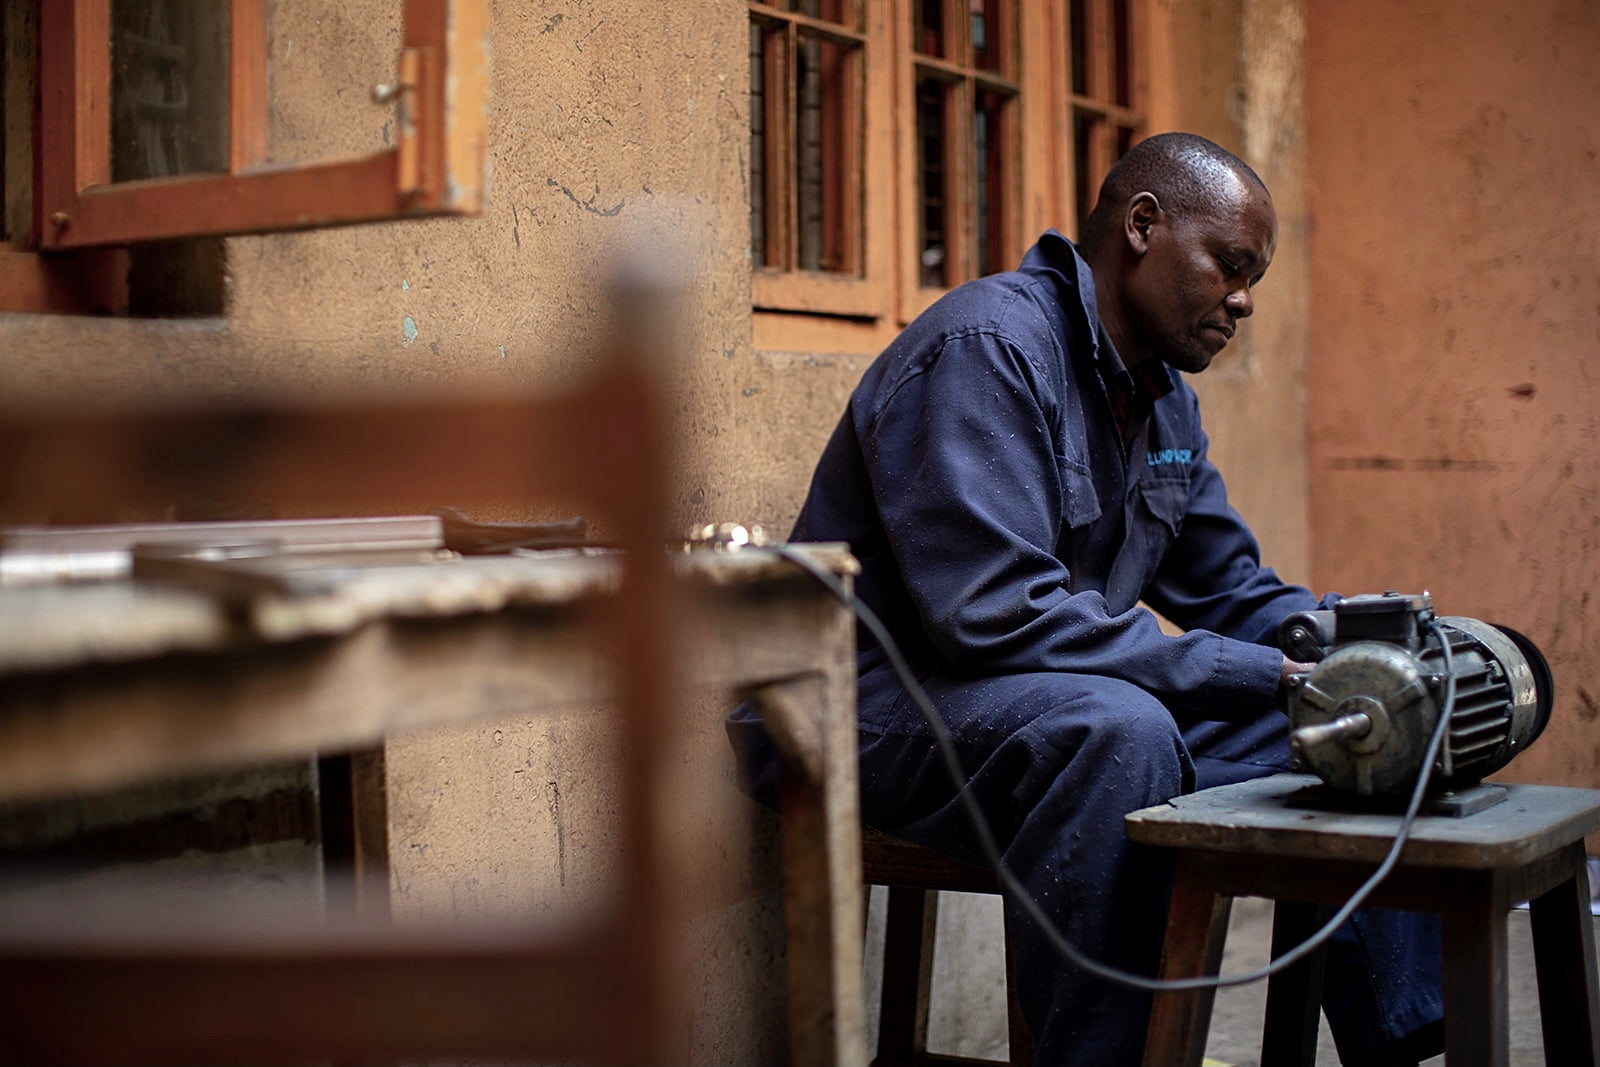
xmin=1306 ymin=0 xmax=1600 ymax=787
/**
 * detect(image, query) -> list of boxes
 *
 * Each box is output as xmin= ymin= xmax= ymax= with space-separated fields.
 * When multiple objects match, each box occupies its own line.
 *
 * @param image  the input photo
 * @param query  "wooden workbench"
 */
xmin=0 ymin=544 xmax=868 ymax=1066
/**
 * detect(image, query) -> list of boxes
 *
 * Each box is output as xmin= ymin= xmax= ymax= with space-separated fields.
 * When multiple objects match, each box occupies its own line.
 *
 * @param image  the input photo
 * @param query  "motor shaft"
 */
xmin=1290 ymin=711 xmax=1373 ymax=754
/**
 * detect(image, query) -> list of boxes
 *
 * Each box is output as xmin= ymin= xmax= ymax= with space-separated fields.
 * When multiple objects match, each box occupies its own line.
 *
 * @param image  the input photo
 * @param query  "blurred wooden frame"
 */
xmin=0 ymin=344 xmax=686 ymax=1064
xmin=0 ymin=0 xmax=488 ymax=313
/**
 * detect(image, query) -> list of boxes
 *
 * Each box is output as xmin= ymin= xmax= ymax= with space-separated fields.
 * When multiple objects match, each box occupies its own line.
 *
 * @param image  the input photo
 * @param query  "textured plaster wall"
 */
xmin=1151 ymin=0 xmax=1314 ymax=592
xmin=1306 ymin=0 xmax=1600 ymax=789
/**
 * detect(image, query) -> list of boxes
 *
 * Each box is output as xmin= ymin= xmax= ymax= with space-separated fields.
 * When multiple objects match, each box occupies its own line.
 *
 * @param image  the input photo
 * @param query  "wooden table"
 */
xmin=0 ymin=544 xmax=868 ymax=1066
xmin=1126 ymin=772 xmax=1600 ymax=1067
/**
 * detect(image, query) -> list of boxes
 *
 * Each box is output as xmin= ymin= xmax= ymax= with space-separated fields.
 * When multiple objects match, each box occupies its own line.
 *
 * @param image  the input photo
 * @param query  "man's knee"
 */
xmin=1020 ymin=675 xmax=1189 ymax=797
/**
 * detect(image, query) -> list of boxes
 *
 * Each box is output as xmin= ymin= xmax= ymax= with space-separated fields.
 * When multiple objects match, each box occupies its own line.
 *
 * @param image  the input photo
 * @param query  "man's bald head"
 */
xmin=1078 ymin=132 xmax=1277 ymax=375
xmin=1079 ymin=133 xmax=1268 ymax=256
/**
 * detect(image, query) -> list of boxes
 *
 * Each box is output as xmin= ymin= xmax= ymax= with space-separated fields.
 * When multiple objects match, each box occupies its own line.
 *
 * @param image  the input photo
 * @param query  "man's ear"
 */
xmin=1124 ymin=192 xmax=1160 ymax=256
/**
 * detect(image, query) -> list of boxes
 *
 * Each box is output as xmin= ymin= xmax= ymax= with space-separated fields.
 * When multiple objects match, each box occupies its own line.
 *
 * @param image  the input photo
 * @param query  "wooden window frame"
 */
xmin=1058 ymin=0 xmax=1147 ymax=236
xmin=0 ymin=0 xmax=488 ymax=314
xmin=750 ymin=0 xmax=1147 ymax=347
xmin=895 ymin=0 xmax=1024 ymax=323
xmin=748 ymin=0 xmax=891 ymax=319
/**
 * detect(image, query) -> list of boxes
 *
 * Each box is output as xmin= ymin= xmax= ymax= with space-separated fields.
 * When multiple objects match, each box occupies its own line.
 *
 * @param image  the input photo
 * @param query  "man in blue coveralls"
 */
xmin=730 ymin=132 xmax=1443 ymax=1064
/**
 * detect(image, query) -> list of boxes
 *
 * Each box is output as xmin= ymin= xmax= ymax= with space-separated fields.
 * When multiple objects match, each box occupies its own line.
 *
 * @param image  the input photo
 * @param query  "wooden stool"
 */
xmin=1125 ymin=773 xmax=1600 ymax=1067
xmin=862 ymin=827 xmax=1036 ymax=1066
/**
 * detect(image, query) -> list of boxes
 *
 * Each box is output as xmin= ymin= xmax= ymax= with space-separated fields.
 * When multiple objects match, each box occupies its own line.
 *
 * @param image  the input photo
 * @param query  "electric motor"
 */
xmin=1278 ymin=592 xmax=1554 ymax=798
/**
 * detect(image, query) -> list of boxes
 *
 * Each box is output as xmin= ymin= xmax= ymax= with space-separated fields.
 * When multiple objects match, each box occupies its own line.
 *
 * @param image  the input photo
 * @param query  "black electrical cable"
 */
xmin=764 ymin=540 xmax=1459 ymax=994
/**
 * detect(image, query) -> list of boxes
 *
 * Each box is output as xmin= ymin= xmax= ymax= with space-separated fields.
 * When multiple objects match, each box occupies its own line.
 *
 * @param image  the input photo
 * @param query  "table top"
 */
xmin=0 ymin=541 xmax=860 ymax=803
xmin=1125 ymin=772 xmax=1600 ymax=870
xmin=0 ymin=542 xmax=857 ymax=675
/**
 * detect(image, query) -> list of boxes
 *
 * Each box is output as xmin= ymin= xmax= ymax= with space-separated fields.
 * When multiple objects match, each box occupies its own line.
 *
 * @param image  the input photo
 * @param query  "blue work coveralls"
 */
xmin=730 ymin=231 xmax=1441 ymax=1064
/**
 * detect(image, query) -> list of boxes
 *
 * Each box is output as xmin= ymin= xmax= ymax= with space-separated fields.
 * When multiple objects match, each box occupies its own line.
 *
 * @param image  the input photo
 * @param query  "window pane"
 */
xmin=1113 ymin=0 xmax=1133 ymax=107
xmin=796 ymin=34 xmax=823 ymax=269
xmin=971 ymin=0 xmax=1008 ymax=73
xmin=110 ymin=0 xmax=229 ymax=181
xmin=787 ymin=0 xmax=858 ymax=25
xmin=1074 ymin=112 xmax=1095 ymax=234
xmin=914 ymin=0 xmax=946 ymax=58
xmin=796 ymin=33 xmax=859 ymax=273
xmin=1068 ymin=0 xmax=1088 ymax=96
xmin=915 ymin=75 xmax=949 ymax=288
xmin=975 ymin=86 xmax=1014 ymax=276
xmin=750 ymin=21 xmax=768 ymax=267
xmin=2 ymin=2 xmax=29 ymax=244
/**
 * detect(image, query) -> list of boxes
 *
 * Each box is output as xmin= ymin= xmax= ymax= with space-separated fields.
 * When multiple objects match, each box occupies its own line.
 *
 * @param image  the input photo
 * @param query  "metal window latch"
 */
xmin=683 ymin=523 xmax=768 ymax=553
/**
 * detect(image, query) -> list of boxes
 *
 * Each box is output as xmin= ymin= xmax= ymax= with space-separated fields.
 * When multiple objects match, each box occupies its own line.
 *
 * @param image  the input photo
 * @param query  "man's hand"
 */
xmin=1275 ymin=655 xmax=1315 ymax=709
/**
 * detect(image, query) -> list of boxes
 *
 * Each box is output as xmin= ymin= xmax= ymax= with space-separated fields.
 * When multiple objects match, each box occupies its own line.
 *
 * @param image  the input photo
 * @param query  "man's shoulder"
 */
xmin=849 ymin=232 xmax=1097 ymax=415
xmin=900 ymin=235 xmax=1091 ymax=354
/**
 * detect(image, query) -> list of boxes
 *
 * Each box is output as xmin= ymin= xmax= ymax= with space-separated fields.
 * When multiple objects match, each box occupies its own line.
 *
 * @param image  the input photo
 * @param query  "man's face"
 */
xmin=1125 ymin=177 xmax=1277 ymax=374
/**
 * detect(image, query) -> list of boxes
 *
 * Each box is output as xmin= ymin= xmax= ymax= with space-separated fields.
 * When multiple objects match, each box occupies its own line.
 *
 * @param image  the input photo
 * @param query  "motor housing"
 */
xmin=1279 ymin=593 xmax=1554 ymax=798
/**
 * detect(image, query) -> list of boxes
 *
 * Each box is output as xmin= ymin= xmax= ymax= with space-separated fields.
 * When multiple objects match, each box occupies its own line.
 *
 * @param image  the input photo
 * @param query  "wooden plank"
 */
xmin=1142 ymin=852 xmax=1231 ymax=1067
xmin=1529 ymin=843 xmax=1600 ymax=1065
xmin=0 ymin=388 xmax=647 ymax=523
xmin=72 ymin=0 xmax=112 ymax=192
xmin=0 ymin=245 xmax=127 ymax=314
xmin=748 ymin=662 xmax=867 ymax=1067
xmin=228 ymin=0 xmax=270 ymax=170
xmin=1260 ymin=901 xmax=1328 ymax=1066
xmin=862 ymin=828 xmax=999 ymax=893
xmin=1440 ymin=870 xmax=1511 ymax=1067
xmin=438 ymin=0 xmax=490 ymax=212
xmin=40 ymin=153 xmax=412 ymax=249
xmin=0 ymin=922 xmax=647 ymax=1066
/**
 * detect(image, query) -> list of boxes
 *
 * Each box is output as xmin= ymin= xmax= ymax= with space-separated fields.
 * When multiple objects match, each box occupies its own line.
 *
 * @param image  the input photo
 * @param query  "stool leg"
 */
xmin=1144 ymin=853 xmax=1233 ymax=1067
xmin=1260 ymin=901 xmax=1329 ymax=1067
xmin=1441 ymin=872 xmax=1509 ymax=1067
xmin=876 ymin=886 xmax=937 ymax=1067
xmin=1529 ymin=842 xmax=1600 ymax=1066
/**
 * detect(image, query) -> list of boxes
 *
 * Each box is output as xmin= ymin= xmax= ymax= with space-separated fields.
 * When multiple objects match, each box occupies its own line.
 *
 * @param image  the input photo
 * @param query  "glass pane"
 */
xmin=750 ymin=20 xmax=768 ymax=267
xmin=1068 ymin=0 xmax=1087 ymax=96
xmin=267 ymin=0 xmax=402 ymax=164
xmin=975 ymin=87 xmax=1013 ymax=276
xmin=790 ymin=0 xmax=858 ymax=25
xmin=1074 ymin=112 xmax=1095 ymax=235
xmin=1113 ymin=0 xmax=1133 ymax=106
xmin=111 ymin=1 xmax=230 ymax=182
xmin=819 ymin=0 xmax=859 ymax=26
xmin=972 ymin=0 xmax=1009 ymax=72
xmin=1115 ymin=123 xmax=1137 ymax=161
xmin=914 ymin=0 xmax=946 ymax=58
xmin=916 ymin=76 xmax=949 ymax=288
xmin=795 ymin=33 xmax=858 ymax=273
xmin=1 ymin=3 xmax=24 ymax=243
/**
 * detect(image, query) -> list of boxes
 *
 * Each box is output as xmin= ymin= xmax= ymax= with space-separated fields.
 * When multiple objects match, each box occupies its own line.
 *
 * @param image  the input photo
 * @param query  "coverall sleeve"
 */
xmin=1141 ymin=415 xmax=1332 ymax=647
xmin=860 ymin=329 xmax=1284 ymax=718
